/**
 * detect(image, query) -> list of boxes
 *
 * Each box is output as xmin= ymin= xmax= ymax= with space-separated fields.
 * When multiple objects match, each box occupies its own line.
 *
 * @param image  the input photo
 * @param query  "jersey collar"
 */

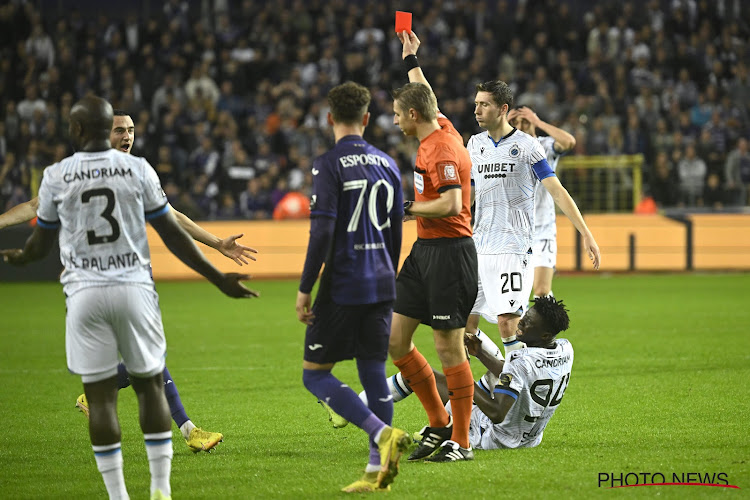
xmin=487 ymin=127 xmax=517 ymax=147
xmin=337 ymin=135 xmax=364 ymax=143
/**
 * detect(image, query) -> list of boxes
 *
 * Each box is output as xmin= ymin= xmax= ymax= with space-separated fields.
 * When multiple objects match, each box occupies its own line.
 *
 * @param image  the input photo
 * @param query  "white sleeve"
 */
xmin=141 ymin=159 xmax=169 ymax=220
xmin=36 ymin=166 xmax=60 ymax=228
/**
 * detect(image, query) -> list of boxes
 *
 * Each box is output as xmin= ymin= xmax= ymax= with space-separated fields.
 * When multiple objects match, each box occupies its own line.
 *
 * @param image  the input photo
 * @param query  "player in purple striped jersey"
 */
xmin=295 ymin=82 xmax=410 ymax=493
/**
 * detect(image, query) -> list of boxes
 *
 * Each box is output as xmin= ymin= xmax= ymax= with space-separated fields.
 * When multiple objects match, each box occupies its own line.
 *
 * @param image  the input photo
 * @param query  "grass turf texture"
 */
xmin=0 ymin=274 xmax=748 ymax=499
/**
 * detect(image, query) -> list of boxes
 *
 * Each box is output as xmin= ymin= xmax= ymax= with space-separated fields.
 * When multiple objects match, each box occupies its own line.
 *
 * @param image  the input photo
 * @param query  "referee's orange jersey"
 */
xmin=413 ymin=114 xmax=473 ymax=239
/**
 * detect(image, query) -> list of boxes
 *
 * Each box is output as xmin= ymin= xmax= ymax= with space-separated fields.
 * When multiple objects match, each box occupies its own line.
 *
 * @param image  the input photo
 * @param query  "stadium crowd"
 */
xmin=0 ymin=0 xmax=749 ymax=218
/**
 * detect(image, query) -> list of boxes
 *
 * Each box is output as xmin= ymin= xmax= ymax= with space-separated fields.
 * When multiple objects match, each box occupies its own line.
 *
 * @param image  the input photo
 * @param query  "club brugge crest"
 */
xmin=509 ymin=144 xmax=521 ymax=158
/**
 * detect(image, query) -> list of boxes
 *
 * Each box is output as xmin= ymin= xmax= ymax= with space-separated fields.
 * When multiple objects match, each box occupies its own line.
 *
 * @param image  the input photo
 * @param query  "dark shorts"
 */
xmin=394 ymin=236 xmax=478 ymax=330
xmin=304 ymin=294 xmax=393 ymax=364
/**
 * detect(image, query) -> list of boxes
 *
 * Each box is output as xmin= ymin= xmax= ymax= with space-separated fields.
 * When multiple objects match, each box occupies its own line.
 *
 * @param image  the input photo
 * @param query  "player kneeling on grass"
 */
xmin=336 ymin=296 xmax=573 ymax=451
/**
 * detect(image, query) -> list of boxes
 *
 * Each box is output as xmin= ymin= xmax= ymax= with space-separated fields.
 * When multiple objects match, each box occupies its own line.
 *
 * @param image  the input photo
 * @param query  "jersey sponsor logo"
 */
xmin=339 ymin=153 xmax=391 ymax=168
xmin=476 ymin=163 xmax=515 ymax=174
xmin=64 ymin=167 xmax=133 ymax=184
xmin=414 ymin=171 xmax=424 ymax=194
xmin=534 ymin=354 xmax=571 ymax=369
xmin=509 ymin=144 xmax=521 ymax=158
xmin=509 ymin=299 xmax=516 ymax=307
xmin=432 ymin=314 xmax=451 ymax=320
xmin=438 ymin=162 xmax=457 ymax=181
xmin=308 ymin=343 xmax=323 ymax=351
xmin=312 ymin=168 xmax=320 ymax=175
xmin=480 ymin=146 xmax=485 ymax=155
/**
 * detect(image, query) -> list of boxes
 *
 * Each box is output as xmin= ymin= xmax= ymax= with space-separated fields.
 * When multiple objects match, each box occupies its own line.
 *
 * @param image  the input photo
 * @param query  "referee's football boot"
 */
xmin=424 ymin=439 xmax=474 ymax=462
xmin=407 ymin=415 xmax=453 ymax=460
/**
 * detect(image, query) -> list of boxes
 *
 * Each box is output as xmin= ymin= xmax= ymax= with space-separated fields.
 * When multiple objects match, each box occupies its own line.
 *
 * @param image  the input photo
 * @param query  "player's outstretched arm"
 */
xmin=541 ymin=176 xmax=601 ymax=270
xmin=398 ymin=31 xmax=435 ymax=96
xmin=0 ymin=225 xmax=57 ymax=266
xmin=150 ymin=209 xmax=259 ymax=298
xmin=0 ymin=198 xmax=39 ymax=230
xmin=172 ymin=207 xmax=258 ymax=265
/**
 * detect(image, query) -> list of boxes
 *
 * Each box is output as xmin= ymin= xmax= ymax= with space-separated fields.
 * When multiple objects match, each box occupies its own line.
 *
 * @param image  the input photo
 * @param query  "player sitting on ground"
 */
xmin=342 ymin=296 xmax=573 ymax=450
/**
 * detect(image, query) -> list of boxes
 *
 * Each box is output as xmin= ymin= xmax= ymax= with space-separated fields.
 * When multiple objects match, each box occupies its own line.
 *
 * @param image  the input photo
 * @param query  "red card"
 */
xmin=395 ymin=11 xmax=412 ymax=34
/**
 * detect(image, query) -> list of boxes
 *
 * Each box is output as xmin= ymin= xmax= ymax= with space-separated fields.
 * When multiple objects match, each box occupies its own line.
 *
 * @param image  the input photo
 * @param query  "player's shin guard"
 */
xmin=393 ymin=348 xmax=449 ymax=428
xmin=444 ymin=361 xmax=474 ymax=450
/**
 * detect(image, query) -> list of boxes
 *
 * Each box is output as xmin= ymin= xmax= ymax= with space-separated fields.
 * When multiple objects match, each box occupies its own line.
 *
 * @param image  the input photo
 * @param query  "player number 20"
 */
xmin=501 ymin=272 xmax=522 ymax=293
xmin=342 ymin=179 xmax=394 ymax=232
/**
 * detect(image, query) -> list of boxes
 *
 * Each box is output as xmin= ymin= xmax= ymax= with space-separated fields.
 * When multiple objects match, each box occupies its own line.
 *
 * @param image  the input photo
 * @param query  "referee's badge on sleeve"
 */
xmin=439 ymin=162 xmax=457 ymax=181
xmin=414 ymin=171 xmax=424 ymax=194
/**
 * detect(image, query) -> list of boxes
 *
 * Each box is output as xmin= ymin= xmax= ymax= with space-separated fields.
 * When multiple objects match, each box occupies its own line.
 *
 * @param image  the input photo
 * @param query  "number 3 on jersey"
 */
xmin=342 ymin=179 xmax=394 ymax=232
xmin=82 ymin=188 xmax=121 ymax=245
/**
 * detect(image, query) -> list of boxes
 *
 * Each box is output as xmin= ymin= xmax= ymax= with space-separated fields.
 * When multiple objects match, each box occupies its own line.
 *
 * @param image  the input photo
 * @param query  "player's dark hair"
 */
xmin=327 ymin=81 xmax=371 ymax=124
xmin=113 ymin=109 xmax=128 ymax=116
xmin=533 ymin=296 xmax=570 ymax=335
xmin=392 ymin=82 xmax=437 ymax=121
xmin=475 ymin=80 xmax=514 ymax=110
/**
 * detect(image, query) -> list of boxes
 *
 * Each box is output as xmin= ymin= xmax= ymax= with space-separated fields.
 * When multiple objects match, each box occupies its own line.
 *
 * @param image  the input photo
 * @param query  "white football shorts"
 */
xmin=471 ymin=253 xmax=533 ymax=323
xmin=65 ymin=284 xmax=166 ymax=383
xmin=446 ymin=400 xmax=511 ymax=450
xmin=531 ymin=235 xmax=557 ymax=269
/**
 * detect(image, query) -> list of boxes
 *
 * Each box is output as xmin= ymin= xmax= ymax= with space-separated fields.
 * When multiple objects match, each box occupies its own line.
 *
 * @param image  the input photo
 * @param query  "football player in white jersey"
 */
xmin=1 ymin=96 xmax=256 ymax=500
xmin=465 ymin=80 xmax=599 ymax=392
xmin=508 ymin=106 xmax=577 ymax=298
xmin=459 ymin=295 xmax=573 ymax=449
xmin=364 ymin=296 xmax=574 ymax=450
xmin=0 ymin=109 xmax=251 ymax=453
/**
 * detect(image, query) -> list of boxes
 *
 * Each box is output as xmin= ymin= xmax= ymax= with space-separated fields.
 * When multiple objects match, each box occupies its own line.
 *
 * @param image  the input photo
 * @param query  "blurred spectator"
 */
xmin=677 ymin=144 xmax=707 ymax=206
xmin=650 ymin=152 xmax=680 ymax=208
xmin=239 ymin=178 xmax=272 ymax=219
xmin=703 ymin=173 xmax=725 ymax=209
xmin=724 ymin=138 xmax=750 ymax=205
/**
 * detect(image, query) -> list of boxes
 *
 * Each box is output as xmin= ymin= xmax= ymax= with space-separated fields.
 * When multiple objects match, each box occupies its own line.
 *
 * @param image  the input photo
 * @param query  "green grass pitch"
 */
xmin=1 ymin=274 xmax=748 ymax=499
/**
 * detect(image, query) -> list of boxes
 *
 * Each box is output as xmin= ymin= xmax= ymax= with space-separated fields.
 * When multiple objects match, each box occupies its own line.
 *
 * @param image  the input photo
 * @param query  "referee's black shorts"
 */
xmin=394 ymin=236 xmax=478 ymax=330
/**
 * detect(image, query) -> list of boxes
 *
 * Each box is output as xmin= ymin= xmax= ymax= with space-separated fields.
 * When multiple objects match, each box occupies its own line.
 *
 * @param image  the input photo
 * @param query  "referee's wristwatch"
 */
xmin=403 ymin=200 xmax=414 ymax=216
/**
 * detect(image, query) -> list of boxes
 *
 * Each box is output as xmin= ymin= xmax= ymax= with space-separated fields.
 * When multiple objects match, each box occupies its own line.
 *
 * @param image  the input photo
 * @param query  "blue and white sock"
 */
xmin=359 ymin=372 xmax=413 ymax=407
xmin=144 ymin=431 xmax=173 ymax=498
xmin=93 ymin=442 xmax=128 ymax=499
